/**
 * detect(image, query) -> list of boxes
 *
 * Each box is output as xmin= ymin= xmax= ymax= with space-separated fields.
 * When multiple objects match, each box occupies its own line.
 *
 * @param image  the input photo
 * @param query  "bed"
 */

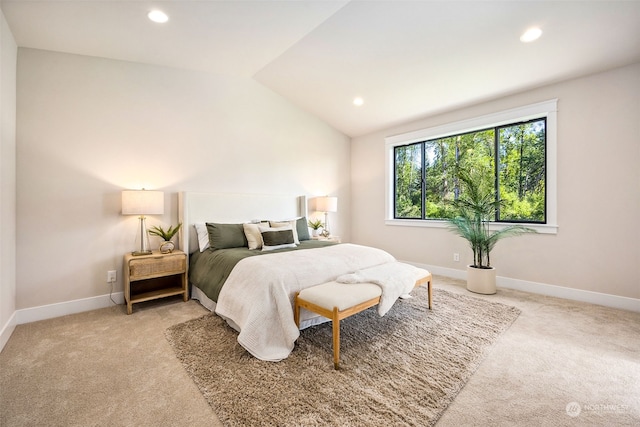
xmin=178 ymin=192 xmax=423 ymax=361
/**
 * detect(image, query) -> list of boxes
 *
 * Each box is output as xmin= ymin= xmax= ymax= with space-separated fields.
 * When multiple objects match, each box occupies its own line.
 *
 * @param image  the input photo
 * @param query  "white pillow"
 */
xmin=270 ymin=219 xmax=300 ymax=244
xmin=194 ymin=223 xmax=210 ymax=252
xmin=259 ymin=225 xmax=297 ymax=251
xmin=243 ymin=223 xmax=265 ymax=250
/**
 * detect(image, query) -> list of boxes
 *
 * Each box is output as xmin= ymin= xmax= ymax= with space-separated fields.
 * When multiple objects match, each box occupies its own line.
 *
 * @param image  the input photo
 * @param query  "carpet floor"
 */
xmin=166 ymin=287 xmax=520 ymax=426
xmin=1 ymin=275 xmax=639 ymax=426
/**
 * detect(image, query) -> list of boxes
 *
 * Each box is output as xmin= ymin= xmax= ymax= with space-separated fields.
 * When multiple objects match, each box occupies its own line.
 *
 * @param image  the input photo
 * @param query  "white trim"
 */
xmin=386 ymin=100 xmax=558 ymax=145
xmin=384 ymin=218 xmax=558 ymax=234
xmin=498 ymin=276 xmax=640 ymax=313
xmin=413 ymin=263 xmax=467 ymax=280
xmin=0 ymin=311 xmax=17 ymax=353
xmin=385 ymin=99 xmax=558 ymax=233
xmin=2 ymin=292 xmax=124 ymax=352
xmin=405 ymin=260 xmax=640 ymax=313
xmin=14 ymin=292 xmax=124 ymax=325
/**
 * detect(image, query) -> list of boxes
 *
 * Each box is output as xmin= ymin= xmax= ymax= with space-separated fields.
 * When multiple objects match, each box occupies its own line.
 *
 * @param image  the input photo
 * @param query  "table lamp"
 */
xmin=122 ymin=189 xmax=164 ymax=256
xmin=316 ymin=196 xmax=338 ymax=237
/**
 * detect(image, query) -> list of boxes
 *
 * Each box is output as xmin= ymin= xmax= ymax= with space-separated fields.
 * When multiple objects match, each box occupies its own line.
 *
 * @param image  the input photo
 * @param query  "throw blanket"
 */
xmin=215 ymin=244 xmax=395 ymax=361
xmin=336 ymin=262 xmax=421 ymax=316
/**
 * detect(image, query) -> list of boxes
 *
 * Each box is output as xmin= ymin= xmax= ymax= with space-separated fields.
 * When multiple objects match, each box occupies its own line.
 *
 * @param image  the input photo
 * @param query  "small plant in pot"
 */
xmin=447 ymin=169 xmax=535 ymax=294
xmin=148 ymin=223 xmax=182 ymax=254
xmin=308 ymin=218 xmax=324 ymax=237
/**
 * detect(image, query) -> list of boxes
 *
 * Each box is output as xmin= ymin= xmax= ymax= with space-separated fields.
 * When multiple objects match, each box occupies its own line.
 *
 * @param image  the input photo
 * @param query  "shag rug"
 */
xmin=166 ymin=287 xmax=520 ymax=427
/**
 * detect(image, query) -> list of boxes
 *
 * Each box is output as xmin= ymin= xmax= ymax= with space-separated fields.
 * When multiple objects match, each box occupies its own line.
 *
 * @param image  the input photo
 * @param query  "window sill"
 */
xmin=385 ymin=219 xmax=558 ymax=235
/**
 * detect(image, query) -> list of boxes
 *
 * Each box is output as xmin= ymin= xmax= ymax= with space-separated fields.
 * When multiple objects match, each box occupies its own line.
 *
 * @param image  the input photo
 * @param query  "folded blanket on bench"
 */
xmin=336 ymin=261 xmax=421 ymax=316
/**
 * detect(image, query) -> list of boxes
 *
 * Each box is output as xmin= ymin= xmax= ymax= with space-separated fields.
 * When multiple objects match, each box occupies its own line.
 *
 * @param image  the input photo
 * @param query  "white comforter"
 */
xmin=336 ymin=261 xmax=421 ymax=316
xmin=214 ymin=243 xmax=395 ymax=361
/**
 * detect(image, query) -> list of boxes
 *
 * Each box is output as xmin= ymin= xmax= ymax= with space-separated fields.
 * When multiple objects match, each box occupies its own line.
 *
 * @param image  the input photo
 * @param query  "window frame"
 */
xmin=385 ymin=100 xmax=558 ymax=234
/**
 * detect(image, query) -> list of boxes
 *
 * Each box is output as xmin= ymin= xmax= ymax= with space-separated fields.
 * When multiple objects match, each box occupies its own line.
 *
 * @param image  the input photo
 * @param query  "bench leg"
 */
xmin=294 ymin=293 xmax=300 ymax=327
xmin=332 ymin=307 xmax=340 ymax=370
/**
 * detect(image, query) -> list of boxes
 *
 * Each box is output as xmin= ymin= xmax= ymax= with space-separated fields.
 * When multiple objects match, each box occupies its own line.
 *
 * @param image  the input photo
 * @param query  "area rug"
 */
xmin=166 ymin=287 xmax=520 ymax=427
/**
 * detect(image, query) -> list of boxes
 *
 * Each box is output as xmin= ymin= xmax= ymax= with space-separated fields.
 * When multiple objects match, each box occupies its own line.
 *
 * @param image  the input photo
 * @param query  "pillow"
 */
xmin=296 ymin=216 xmax=311 ymax=241
xmin=243 ymin=222 xmax=269 ymax=250
xmin=194 ymin=223 xmax=210 ymax=252
xmin=206 ymin=223 xmax=248 ymax=250
xmin=269 ymin=220 xmax=300 ymax=244
xmin=259 ymin=225 xmax=297 ymax=251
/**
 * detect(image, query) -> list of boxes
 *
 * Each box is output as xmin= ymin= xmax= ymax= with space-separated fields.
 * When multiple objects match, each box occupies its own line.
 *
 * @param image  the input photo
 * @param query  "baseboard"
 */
xmin=405 ymin=261 xmax=640 ymax=313
xmin=3 ymin=262 xmax=639 ymax=342
xmin=1 ymin=293 xmax=124 ymax=353
xmin=0 ymin=311 xmax=17 ymax=353
xmin=419 ymin=264 xmax=467 ymax=281
xmin=497 ymin=276 xmax=640 ymax=312
xmin=14 ymin=292 xmax=124 ymax=326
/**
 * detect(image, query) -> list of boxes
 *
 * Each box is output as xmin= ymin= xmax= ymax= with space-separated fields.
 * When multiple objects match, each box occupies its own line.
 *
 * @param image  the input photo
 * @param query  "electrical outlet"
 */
xmin=453 ymin=253 xmax=460 ymax=262
xmin=107 ymin=270 xmax=117 ymax=283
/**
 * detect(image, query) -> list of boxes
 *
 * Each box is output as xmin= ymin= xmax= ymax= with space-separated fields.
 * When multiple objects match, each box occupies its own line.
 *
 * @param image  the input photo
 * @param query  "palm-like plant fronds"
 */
xmin=447 ymin=169 xmax=535 ymax=268
xmin=308 ymin=218 xmax=324 ymax=230
xmin=148 ymin=223 xmax=182 ymax=241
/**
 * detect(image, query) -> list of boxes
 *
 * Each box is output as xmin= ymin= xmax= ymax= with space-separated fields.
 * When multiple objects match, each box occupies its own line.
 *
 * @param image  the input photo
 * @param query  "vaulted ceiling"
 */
xmin=2 ymin=1 xmax=639 ymax=137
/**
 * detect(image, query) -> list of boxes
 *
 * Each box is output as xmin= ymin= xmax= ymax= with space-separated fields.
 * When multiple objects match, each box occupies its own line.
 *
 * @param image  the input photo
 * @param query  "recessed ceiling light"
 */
xmin=148 ymin=10 xmax=169 ymax=24
xmin=520 ymin=27 xmax=542 ymax=43
xmin=353 ymin=97 xmax=364 ymax=106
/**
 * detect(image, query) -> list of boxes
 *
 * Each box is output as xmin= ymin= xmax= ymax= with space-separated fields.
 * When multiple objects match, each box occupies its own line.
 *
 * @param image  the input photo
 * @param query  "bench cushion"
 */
xmin=297 ymin=281 xmax=382 ymax=312
xmin=414 ymin=268 xmax=430 ymax=281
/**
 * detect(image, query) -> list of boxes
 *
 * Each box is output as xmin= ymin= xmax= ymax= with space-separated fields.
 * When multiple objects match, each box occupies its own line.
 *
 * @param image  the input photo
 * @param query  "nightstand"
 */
xmin=123 ymin=250 xmax=188 ymax=314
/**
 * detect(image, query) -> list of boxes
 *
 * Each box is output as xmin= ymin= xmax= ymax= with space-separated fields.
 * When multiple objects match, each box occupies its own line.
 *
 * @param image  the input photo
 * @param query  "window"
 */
xmin=386 ymin=100 xmax=557 ymax=233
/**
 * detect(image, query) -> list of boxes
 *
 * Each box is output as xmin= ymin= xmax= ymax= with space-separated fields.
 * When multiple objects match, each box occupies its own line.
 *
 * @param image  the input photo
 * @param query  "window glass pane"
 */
xmin=387 ymin=101 xmax=554 ymax=227
xmin=394 ymin=143 xmax=422 ymax=218
xmin=498 ymin=119 xmax=546 ymax=222
xmin=424 ymin=129 xmax=494 ymax=219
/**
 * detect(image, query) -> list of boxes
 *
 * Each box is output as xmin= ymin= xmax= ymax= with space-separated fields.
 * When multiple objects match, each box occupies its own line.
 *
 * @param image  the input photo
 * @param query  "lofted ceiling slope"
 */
xmin=2 ymin=0 xmax=639 ymax=137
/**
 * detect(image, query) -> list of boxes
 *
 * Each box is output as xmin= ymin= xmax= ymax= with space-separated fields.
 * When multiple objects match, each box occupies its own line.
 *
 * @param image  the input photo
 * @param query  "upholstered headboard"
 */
xmin=178 ymin=192 xmax=308 ymax=256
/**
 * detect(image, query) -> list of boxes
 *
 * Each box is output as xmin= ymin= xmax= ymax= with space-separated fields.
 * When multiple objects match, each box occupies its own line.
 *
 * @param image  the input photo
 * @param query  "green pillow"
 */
xmin=262 ymin=228 xmax=295 ymax=246
xmin=296 ymin=216 xmax=311 ymax=241
xmin=259 ymin=226 xmax=297 ymax=251
xmin=206 ymin=223 xmax=248 ymax=249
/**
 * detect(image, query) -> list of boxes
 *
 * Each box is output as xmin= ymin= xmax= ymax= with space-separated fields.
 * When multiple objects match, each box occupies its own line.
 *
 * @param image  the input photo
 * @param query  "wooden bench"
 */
xmin=294 ymin=269 xmax=432 ymax=369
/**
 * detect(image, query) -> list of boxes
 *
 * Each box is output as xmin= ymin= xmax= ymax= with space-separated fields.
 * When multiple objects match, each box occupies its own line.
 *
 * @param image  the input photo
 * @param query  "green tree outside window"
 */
xmin=394 ymin=118 xmax=546 ymax=223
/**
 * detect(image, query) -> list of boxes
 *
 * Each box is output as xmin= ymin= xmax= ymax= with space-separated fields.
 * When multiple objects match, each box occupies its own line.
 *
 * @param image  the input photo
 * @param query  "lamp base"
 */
xmin=132 ymin=216 xmax=153 ymax=257
xmin=131 ymin=250 xmax=153 ymax=257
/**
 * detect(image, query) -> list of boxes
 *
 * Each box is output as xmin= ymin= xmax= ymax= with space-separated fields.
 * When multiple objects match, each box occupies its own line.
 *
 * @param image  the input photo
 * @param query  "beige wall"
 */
xmin=16 ymin=48 xmax=350 ymax=310
xmin=1 ymin=10 xmax=17 ymax=342
xmin=9 ymin=47 xmax=640 ymax=317
xmin=351 ymin=63 xmax=640 ymax=300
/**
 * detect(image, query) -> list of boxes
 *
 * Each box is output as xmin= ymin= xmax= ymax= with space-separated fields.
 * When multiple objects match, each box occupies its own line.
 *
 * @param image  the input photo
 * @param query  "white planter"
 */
xmin=466 ymin=265 xmax=496 ymax=295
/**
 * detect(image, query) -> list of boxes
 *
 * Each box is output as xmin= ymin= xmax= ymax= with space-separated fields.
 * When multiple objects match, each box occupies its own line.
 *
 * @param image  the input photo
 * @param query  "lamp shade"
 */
xmin=121 ymin=190 xmax=164 ymax=215
xmin=316 ymin=196 xmax=338 ymax=213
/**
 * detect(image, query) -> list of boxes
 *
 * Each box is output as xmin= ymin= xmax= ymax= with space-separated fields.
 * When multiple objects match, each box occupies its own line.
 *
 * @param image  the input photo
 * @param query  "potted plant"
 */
xmin=447 ymin=169 xmax=535 ymax=294
xmin=308 ymin=218 xmax=324 ymax=237
xmin=148 ymin=223 xmax=182 ymax=254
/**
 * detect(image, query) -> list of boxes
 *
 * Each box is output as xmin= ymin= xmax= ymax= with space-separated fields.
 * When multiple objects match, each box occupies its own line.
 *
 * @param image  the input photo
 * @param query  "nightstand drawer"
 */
xmin=129 ymin=254 xmax=186 ymax=280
